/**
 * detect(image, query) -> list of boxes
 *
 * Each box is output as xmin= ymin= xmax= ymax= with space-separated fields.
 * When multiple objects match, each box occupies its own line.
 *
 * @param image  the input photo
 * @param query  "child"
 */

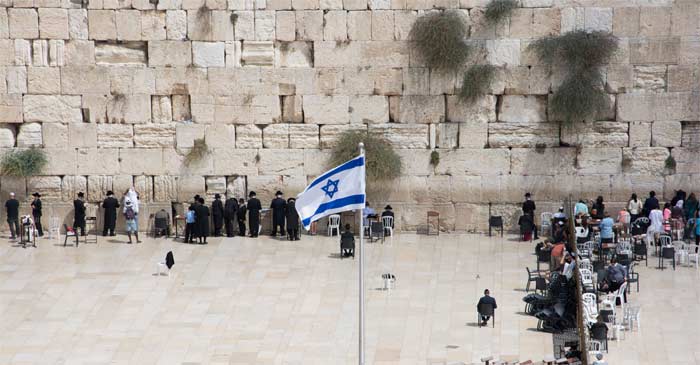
xmin=124 ymin=199 xmax=141 ymax=244
xmin=185 ymin=206 xmax=195 ymax=244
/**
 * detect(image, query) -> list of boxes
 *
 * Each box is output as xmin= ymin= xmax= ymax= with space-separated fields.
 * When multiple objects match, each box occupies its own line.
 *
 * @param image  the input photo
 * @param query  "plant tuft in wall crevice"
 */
xmin=483 ymin=0 xmax=519 ymax=25
xmin=409 ymin=10 xmax=472 ymax=72
xmin=329 ymin=130 xmax=402 ymax=183
xmin=1 ymin=148 xmax=48 ymax=177
xmin=459 ymin=64 xmax=496 ymax=103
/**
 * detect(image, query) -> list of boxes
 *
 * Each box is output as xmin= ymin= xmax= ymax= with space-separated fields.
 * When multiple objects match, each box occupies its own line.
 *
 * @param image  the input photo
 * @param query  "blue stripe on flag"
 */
xmin=301 ymin=194 xmax=365 ymax=227
xmin=307 ymin=156 xmax=364 ymax=191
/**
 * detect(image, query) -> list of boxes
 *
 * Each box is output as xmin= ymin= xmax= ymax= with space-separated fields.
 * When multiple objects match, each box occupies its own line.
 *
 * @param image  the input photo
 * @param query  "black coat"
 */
xmin=224 ymin=198 xmax=238 ymax=219
xmin=102 ymin=196 xmax=119 ymax=226
xmin=248 ymin=198 xmax=261 ymax=218
xmin=286 ymin=201 xmax=299 ymax=230
xmin=5 ymin=199 xmax=19 ymax=220
xmin=212 ymin=199 xmax=224 ymax=218
xmin=237 ymin=204 xmax=247 ymax=222
xmin=31 ymin=198 xmax=42 ymax=217
xmin=194 ymin=204 xmax=210 ymax=237
xmin=522 ymin=200 xmax=536 ymax=216
xmin=270 ymin=197 xmax=287 ymax=223
xmin=74 ymin=199 xmax=86 ymax=224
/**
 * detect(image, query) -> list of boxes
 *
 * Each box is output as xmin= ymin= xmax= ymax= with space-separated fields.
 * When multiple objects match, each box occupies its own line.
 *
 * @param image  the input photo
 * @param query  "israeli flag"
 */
xmin=296 ymin=155 xmax=366 ymax=230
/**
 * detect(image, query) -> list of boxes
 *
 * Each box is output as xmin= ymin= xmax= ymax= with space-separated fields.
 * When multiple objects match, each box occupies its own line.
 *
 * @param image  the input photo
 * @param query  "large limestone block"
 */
xmin=235 ymin=124 xmax=262 ymax=148
xmin=639 ymin=6 xmax=670 ymax=37
xmin=457 ymin=121 xmax=487 ymax=148
xmin=205 ymin=176 xmax=226 ymax=200
xmin=115 ymin=10 xmax=141 ymax=41
xmin=87 ymin=175 xmax=113 ymax=202
xmin=577 ymin=148 xmax=621 ymax=175
xmin=610 ymin=174 xmax=665 ymax=202
xmin=275 ymin=41 xmax=312 ymax=68
xmin=107 ymin=94 xmax=151 ymax=124
xmin=153 ymin=175 xmax=177 ymax=202
xmin=275 ymin=11 xmax=295 ymax=41
xmin=630 ymin=121 xmax=651 ymax=147
xmin=210 ymin=148 xmax=257 ymax=175
xmin=207 ymin=67 xmax=277 ymax=96
xmin=6 ymin=66 xmax=27 ymax=94
xmin=134 ymin=175 xmax=154 ymax=202
xmin=23 ymin=95 xmax=81 ymax=123
xmin=446 ymin=95 xmax=496 ymax=124
xmin=12 ymin=39 xmax=31 ymax=66
xmin=95 ymin=42 xmax=147 ymax=65
xmin=630 ymin=38 xmax=680 ymax=65
xmin=303 ymin=95 xmax=349 ymax=124
xmin=0 ymin=40 xmax=11 ymax=66
xmin=488 ymin=122 xmax=559 ymax=148
xmin=617 ymin=92 xmax=694 ymax=122
xmin=296 ymin=10 xmax=323 ymax=40
xmin=485 ymin=39 xmax=521 ymax=66
xmin=394 ymin=10 xmax=416 ymax=41
xmin=651 ymin=121 xmax=682 ymax=147
xmin=403 ymin=68 xmax=429 ymax=95
xmin=27 ymin=67 xmax=60 ymax=94
xmin=621 ymin=147 xmax=669 ymax=175
xmin=76 ymin=148 xmax=120 ymax=175
xmin=584 ymin=7 xmax=612 ymax=33
xmin=371 ymin=10 xmax=393 ymax=41
xmin=498 ymin=95 xmax=546 ymax=123
xmin=141 ymin=10 xmax=166 ymax=40
xmin=255 ymin=10 xmax=275 ymax=40
xmin=289 ymin=124 xmax=318 ymax=148
xmin=368 ymin=123 xmax=429 ymax=149
xmin=241 ymin=40 xmax=274 ymax=66
xmin=172 ymin=95 xmax=191 ymax=121
xmin=148 ymin=41 xmax=192 ymax=66
xmin=281 ymin=95 xmax=303 ymax=123
xmin=68 ymin=9 xmax=88 ymax=40
xmin=663 ymin=174 xmax=700 ymax=201
xmin=323 ymin=10 xmax=347 ymax=41
xmin=42 ymin=148 xmax=76 ymax=175
xmin=671 ymin=1 xmax=700 ymax=36
xmin=349 ymin=96 xmax=388 ymax=124
xmin=166 ymin=10 xmax=187 ymax=40
xmin=88 ymin=10 xmax=117 ymax=40
xmin=262 ymin=123 xmax=289 ymax=148
xmin=257 ymin=148 xmax=303 ymax=175
xmin=27 ymin=176 xmax=62 ymax=201
xmin=39 ymin=8 xmax=69 ymax=39
xmin=210 ymin=11 xmax=235 ymax=41
xmin=175 ymin=123 xmax=205 ymax=149
xmin=510 ymin=148 xmax=576 ymax=176
xmin=0 ymin=125 xmax=15 ymax=148
xmin=151 ymin=95 xmax=172 ymax=123
xmin=302 ymin=149 xmax=329 ymax=176
xmin=633 ymin=65 xmax=666 ymax=92
xmin=204 ymin=124 xmax=235 ymax=147
xmin=119 ymin=148 xmax=164 ymax=175
xmin=392 ymin=95 xmax=444 ymax=124
xmin=605 ymin=65 xmax=633 ymax=93
xmin=226 ymin=176 xmax=246 ymax=199
xmin=428 ymin=69 xmax=455 ymax=95
xmin=668 ymin=65 xmax=700 ymax=92
xmin=347 ymin=11 xmax=371 ymax=41
xmin=682 ymin=121 xmax=700 ymax=147
xmin=61 ymin=66 xmax=110 ymax=94
xmin=435 ymin=123 xmax=458 ymax=149
xmin=97 ymin=124 xmax=133 ymax=148
xmin=16 ymin=123 xmax=41 ymax=147
xmin=63 ymin=40 xmax=95 ymax=66
xmin=0 ymin=94 xmax=22 ymax=124
xmin=134 ymin=124 xmax=176 ymax=147
xmin=0 ymin=176 xmax=26 ymax=201
xmin=399 ymin=203 xmax=455 ymax=232
xmin=192 ymin=41 xmax=225 ymax=67
xmin=319 ymin=124 xmax=366 ymax=149
xmin=613 ymin=7 xmax=639 ymax=37
xmin=672 ymin=147 xmax=700 ymax=174
xmin=61 ymin=175 xmax=87 ymax=202
xmin=561 ymin=121 xmax=628 ymax=148
xmin=177 ymin=175 xmax=205 ymax=202
xmin=191 ymin=95 xmax=280 ymax=124
xmin=532 ymin=8 xmax=560 ymax=37
xmin=154 ymin=67 xmax=208 ymax=95
xmin=9 ymin=8 xmax=39 ymax=39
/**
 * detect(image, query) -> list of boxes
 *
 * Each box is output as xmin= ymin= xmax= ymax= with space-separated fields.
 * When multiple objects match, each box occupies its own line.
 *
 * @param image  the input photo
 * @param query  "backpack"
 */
xmin=125 ymin=207 xmax=136 ymax=220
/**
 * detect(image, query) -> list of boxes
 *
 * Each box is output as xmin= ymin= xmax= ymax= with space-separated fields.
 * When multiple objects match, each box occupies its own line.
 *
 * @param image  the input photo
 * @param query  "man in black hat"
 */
xmin=5 ymin=192 xmax=19 ymax=240
xmin=247 ymin=191 xmax=262 ymax=237
xmin=270 ymin=191 xmax=286 ymax=237
xmin=522 ymin=192 xmax=538 ymax=239
xmin=286 ymin=197 xmax=299 ymax=240
xmin=224 ymin=195 xmax=239 ymax=237
xmin=195 ymin=197 xmax=210 ymax=244
xmin=237 ymin=198 xmax=247 ymax=236
xmin=74 ymin=192 xmax=86 ymax=236
xmin=102 ymin=190 xmax=119 ymax=236
xmin=211 ymin=193 xmax=224 ymax=237
xmin=31 ymin=192 xmax=43 ymax=237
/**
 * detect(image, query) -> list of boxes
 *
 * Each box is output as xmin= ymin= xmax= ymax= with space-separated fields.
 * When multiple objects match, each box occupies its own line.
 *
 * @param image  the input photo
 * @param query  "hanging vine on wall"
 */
xmin=458 ymin=64 xmax=496 ymax=103
xmin=409 ymin=10 xmax=472 ymax=72
xmin=529 ymin=31 xmax=618 ymax=123
xmin=329 ymin=131 xmax=402 ymax=183
xmin=483 ymin=0 xmax=519 ymax=25
xmin=0 ymin=148 xmax=48 ymax=177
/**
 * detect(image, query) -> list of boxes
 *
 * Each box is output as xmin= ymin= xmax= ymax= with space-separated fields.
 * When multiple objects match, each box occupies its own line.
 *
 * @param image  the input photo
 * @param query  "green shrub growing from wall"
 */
xmin=329 ymin=131 xmax=402 ymax=183
xmin=459 ymin=64 xmax=496 ymax=103
xmin=409 ymin=10 xmax=471 ymax=72
xmin=0 ymin=148 xmax=47 ymax=177
xmin=484 ymin=0 xmax=519 ymax=25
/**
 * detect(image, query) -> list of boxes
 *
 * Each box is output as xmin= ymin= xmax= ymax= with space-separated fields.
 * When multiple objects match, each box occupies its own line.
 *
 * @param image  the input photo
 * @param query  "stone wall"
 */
xmin=0 ymin=0 xmax=697 ymax=232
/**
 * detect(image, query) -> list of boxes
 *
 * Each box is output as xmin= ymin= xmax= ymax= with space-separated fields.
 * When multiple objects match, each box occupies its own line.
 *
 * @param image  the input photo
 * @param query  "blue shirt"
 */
xmin=694 ymin=218 xmax=700 ymax=236
xmin=600 ymin=217 xmax=614 ymax=239
xmin=186 ymin=210 xmax=195 ymax=223
xmin=574 ymin=202 xmax=588 ymax=216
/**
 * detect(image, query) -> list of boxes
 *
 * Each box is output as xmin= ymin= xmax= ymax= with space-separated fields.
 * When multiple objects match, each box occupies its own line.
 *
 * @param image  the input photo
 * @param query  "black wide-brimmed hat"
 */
xmin=249 ymin=191 xmax=256 ymax=197
xmin=106 ymin=190 xmax=114 ymax=196
xmin=287 ymin=197 xmax=296 ymax=202
xmin=276 ymin=191 xmax=283 ymax=195
xmin=77 ymin=192 xmax=84 ymax=197
xmin=214 ymin=193 xmax=221 ymax=199
xmin=32 ymin=192 xmax=41 ymax=197
xmin=385 ymin=205 xmax=392 ymax=210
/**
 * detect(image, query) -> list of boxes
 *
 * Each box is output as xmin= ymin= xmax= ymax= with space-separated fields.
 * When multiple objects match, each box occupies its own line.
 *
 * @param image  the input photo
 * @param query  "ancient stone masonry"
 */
xmin=0 ymin=0 xmax=698 ymax=232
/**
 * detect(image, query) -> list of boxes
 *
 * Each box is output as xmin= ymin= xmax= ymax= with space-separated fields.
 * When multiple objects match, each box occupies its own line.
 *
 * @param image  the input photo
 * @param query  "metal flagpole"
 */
xmin=358 ymin=142 xmax=365 ymax=365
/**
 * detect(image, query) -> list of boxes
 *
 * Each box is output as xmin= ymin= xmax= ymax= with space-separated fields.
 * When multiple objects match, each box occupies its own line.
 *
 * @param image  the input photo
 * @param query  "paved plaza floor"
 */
xmin=2 ymin=233 xmax=558 ymax=364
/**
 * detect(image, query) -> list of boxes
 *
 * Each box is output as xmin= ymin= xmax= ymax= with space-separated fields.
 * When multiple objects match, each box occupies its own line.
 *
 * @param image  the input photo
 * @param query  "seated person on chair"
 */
xmin=599 ymin=257 xmax=626 ymax=294
xmin=154 ymin=209 xmax=170 ymax=237
xmin=552 ymin=206 xmax=568 ymax=225
xmin=363 ymin=202 xmax=376 ymax=226
xmin=340 ymin=224 xmax=355 ymax=257
xmin=477 ymin=289 xmax=497 ymax=326
xmin=561 ymin=253 xmax=576 ymax=280
xmin=518 ymin=214 xmax=534 ymax=241
xmin=381 ymin=205 xmax=394 ymax=235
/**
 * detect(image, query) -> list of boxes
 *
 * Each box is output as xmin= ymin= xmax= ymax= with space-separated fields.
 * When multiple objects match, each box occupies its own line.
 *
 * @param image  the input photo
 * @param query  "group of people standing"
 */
xmin=184 ymin=190 xmax=301 ymax=244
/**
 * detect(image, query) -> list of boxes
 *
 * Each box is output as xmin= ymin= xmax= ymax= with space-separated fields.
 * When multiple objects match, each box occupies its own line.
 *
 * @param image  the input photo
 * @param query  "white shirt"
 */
xmin=649 ymin=209 xmax=664 ymax=233
xmin=628 ymin=199 xmax=642 ymax=215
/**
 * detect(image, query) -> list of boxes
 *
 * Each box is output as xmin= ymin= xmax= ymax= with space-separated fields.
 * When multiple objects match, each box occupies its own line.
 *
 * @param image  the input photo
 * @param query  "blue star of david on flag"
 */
xmin=321 ymin=179 xmax=340 ymax=198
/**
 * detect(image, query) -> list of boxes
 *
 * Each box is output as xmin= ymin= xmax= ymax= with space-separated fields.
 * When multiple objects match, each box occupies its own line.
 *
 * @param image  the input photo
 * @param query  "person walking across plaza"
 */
xmin=30 ymin=192 xmax=43 ymax=237
xmin=237 ymin=198 xmax=247 ymax=237
xmin=211 ymin=193 xmax=224 ymax=237
xmin=123 ymin=198 xmax=141 ymax=244
xmin=73 ymin=192 xmax=86 ymax=236
xmin=270 ymin=191 xmax=286 ymax=237
xmin=247 ymin=191 xmax=261 ymax=238
xmin=224 ymin=195 xmax=238 ymax=237
xmin=102 ymin=191 xmax=119 ymax=236
xmin=5 ymin=192 xmax=19 ymax=240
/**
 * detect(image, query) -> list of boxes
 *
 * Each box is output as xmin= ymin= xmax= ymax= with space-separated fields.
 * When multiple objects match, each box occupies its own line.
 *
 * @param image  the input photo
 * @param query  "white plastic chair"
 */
xmin=579 ymin=258 xmax=592 ymax=272
xmin=673 ymin=240 xmax=688 ymax=265
xmin=541 ymin=212 xmax=553 ymax=235
xmin=48 ymin=217 xmax=61 ymax=240
xmin=328 ymin=214 xmax=340 ymax=236
xmin=580 ymin=268 xmax=594 ymax=289
xmin=624 ymin=305 xmax=642 ymax=332
xmin=687 ymin=244 xmax=699 ymax=271
xmin=588 ymin=340 xmax=602 ymax=352
xmin=156 ymin=251 xmax=174 ymax=277
xmin=582 ymin=292 xmax=598 ymax=317
xmin=382 ymin=215 xmax=394 ymax=244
